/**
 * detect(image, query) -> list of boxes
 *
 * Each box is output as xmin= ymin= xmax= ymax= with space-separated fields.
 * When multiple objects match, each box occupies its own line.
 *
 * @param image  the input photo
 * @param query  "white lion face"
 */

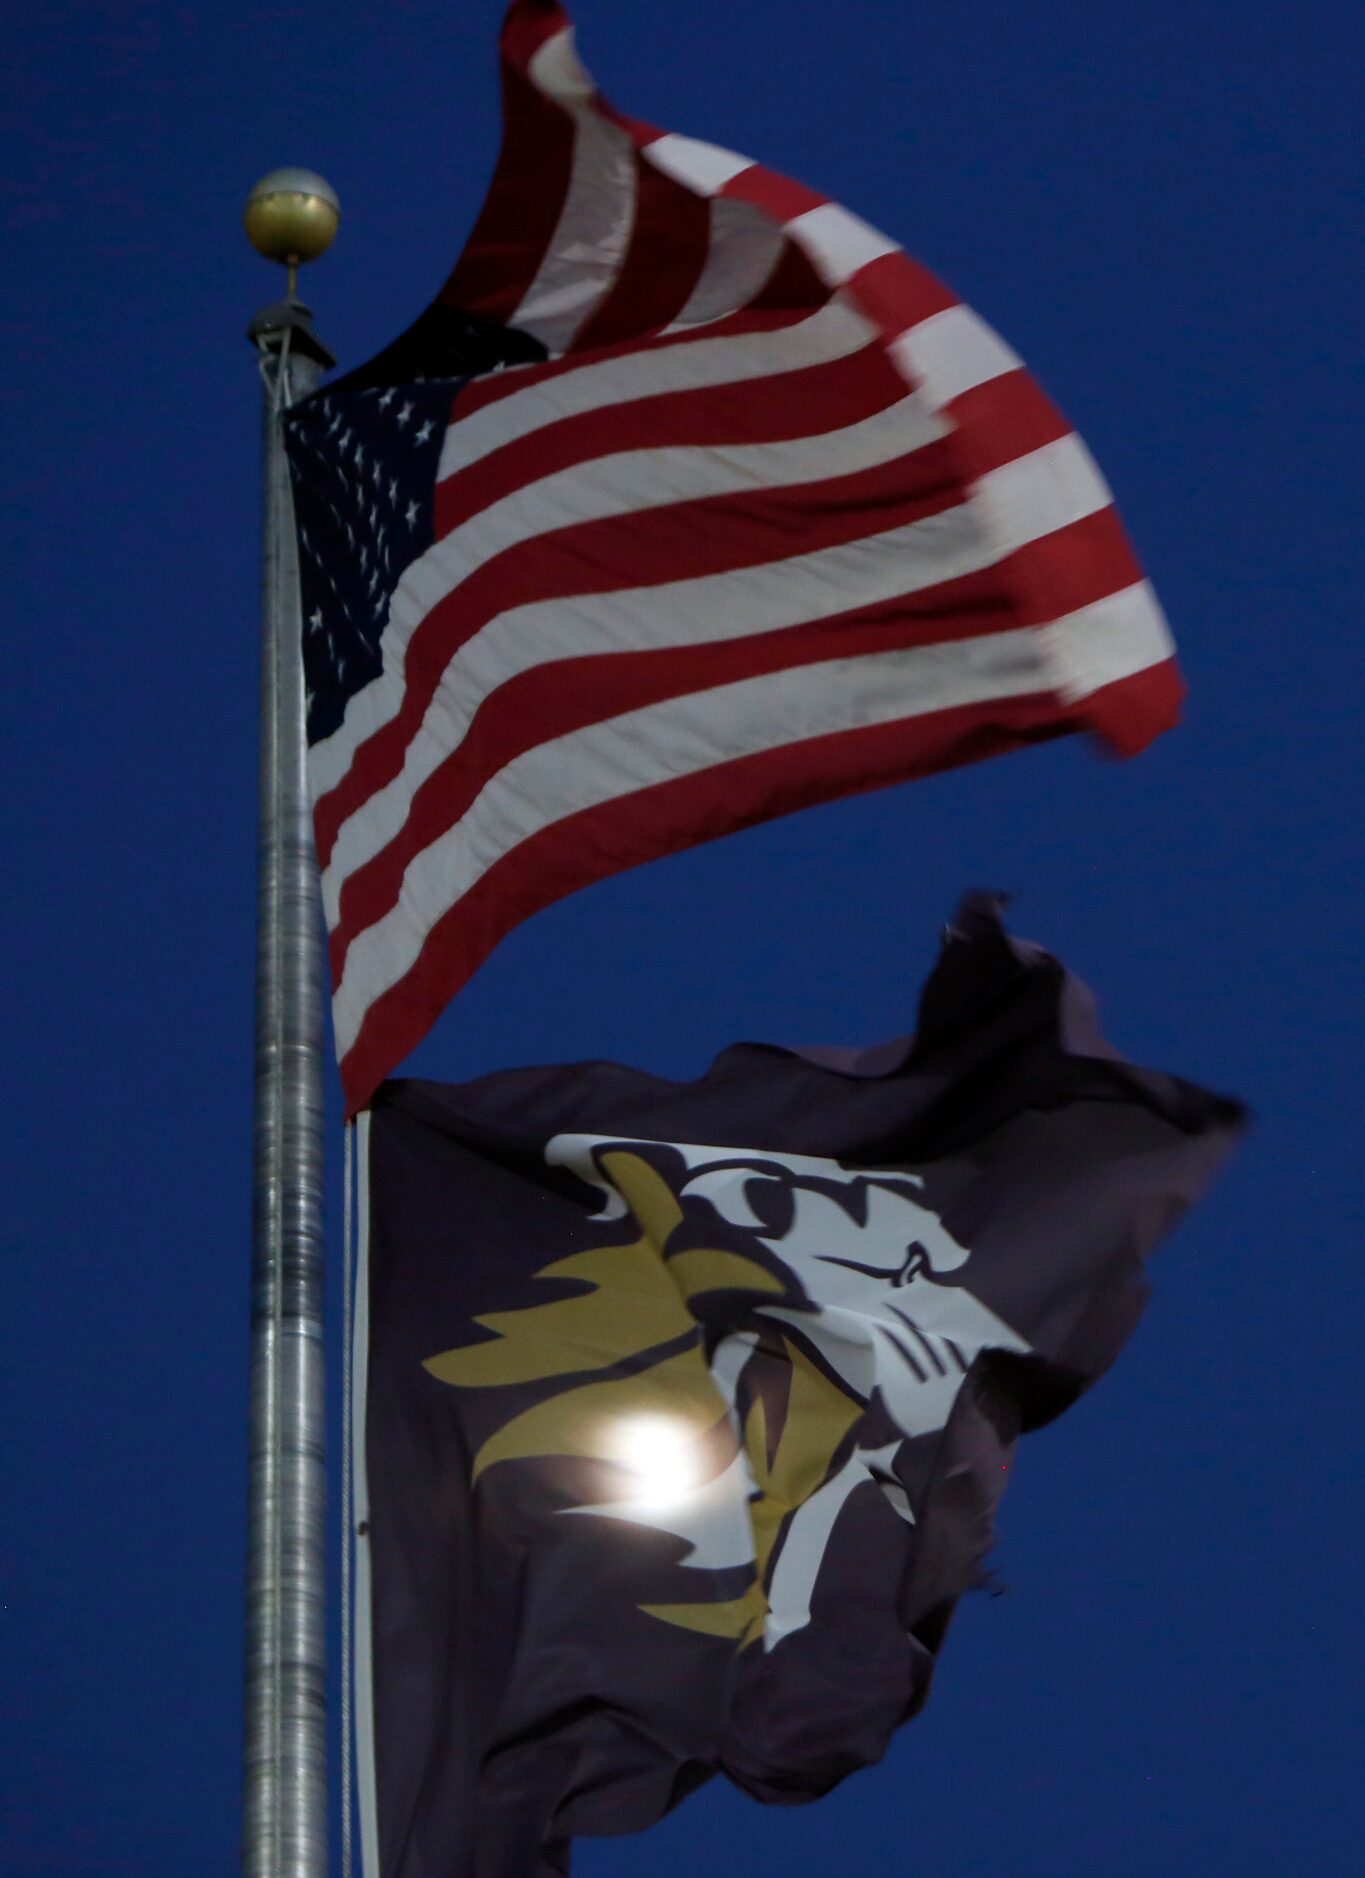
xmin=668 ymin=1141 xmax=1028 ymax=1434
xmin=551 ymin=1136 xmax=1028 ymax=1441
xmin=541 ymin=1136 xmax=1031 ymax=1648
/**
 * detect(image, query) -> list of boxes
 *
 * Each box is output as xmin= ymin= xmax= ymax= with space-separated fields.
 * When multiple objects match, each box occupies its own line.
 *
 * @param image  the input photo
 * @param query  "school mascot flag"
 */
xmin=352 ymin=899 xmax=1242 ymax=1875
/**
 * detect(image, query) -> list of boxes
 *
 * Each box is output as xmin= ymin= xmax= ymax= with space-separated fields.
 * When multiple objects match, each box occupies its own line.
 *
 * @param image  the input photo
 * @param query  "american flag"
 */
xmin=287 ymin=0 xmax=1182 ymax=1114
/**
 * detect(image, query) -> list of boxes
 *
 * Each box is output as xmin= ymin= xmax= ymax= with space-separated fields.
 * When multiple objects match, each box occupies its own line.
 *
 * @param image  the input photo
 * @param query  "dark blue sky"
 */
xmin=4 ymin=2 xmax=1361 ymax=1873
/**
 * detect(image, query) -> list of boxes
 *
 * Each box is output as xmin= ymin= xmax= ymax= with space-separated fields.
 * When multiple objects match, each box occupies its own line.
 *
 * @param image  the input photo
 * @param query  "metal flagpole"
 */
xmin=242 ymin=169 xmax=339 ymax=1878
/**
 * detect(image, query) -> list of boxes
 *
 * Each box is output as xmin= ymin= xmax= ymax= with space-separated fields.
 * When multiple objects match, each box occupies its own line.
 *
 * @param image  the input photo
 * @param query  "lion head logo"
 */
xmin=423 ymin=1137 xmax=1029 ymax=1650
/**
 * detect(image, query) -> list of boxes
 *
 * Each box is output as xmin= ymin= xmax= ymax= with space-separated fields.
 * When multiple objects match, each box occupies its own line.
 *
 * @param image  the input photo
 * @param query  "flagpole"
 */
xmin=243 ymin=170 xmax=339 ymax=1878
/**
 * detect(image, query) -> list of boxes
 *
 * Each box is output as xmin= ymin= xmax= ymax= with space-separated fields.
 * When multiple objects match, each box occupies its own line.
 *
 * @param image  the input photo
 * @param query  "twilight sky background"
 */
xmin=4 ymin=2 xmax=1362 ymax=1873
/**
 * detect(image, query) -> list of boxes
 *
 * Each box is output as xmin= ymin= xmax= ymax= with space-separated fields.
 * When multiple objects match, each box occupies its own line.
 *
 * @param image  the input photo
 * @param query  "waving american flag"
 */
xmin=287 ymin=0 xmax=1181 ymax=1112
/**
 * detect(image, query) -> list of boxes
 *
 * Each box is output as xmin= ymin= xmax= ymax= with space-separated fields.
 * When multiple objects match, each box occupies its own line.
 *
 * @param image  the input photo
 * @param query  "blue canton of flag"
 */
xmin=287 ymin=381 xmax=460 ymax=745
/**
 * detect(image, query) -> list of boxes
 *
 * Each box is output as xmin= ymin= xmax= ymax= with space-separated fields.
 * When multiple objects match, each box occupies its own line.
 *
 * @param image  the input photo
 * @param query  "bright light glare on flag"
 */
xmin=611 ymin=1415 xmax=702 ymax=1508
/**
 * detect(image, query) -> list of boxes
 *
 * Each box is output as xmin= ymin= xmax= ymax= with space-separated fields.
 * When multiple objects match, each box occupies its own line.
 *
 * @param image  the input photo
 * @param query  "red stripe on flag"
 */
xmin=748 ymin=237 xmax=835 ymax=314
xmin=336 ymin=690 xmax=1073 ymax=1112
xmin=847 ymin=251 xmax=959 ymax=336
xmin=446 ymin=305 xmax=817 ymax=425
xmin=1005 ymin=506 xmax=1145 ymax=626
xmin=571 ymin=148 xmax=714 ymax=349
xmin=1081 ymin=655 xmax=1182 ymax=758
xmin=330 ymin=590 xmax=1031 ymax=978
xmin=307 ymin=0 xmax=1184 ymax=1104
xmin=318 ymin=345 xmax=933 ymax=845
xmin=500 ymin=0 xmax=570 ymax=68
xmin=723 ymin=166 xmax=828 ymax=224
xmin=438 ymin=60 xmax=575 ymax=323
xmin=434 ymin=339 xmax=912 ymax=534
xmin=329 ymin=502 xmax=1150 ymax=976
xmin=942 ymin=369 xmax=1074 ymax=478
xmin=315 ymin=449 xmax=967 ymax=866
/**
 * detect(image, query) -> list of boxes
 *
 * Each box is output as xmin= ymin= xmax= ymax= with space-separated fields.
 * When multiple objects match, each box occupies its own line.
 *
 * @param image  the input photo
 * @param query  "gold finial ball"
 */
xmin=244 ymin=167 xmax=340 ymax=268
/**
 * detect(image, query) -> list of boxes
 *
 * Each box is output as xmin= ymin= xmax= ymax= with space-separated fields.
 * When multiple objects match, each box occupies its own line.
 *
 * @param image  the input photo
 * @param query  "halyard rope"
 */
xmin=342 ymin=1115 xmax=356 ymax=1878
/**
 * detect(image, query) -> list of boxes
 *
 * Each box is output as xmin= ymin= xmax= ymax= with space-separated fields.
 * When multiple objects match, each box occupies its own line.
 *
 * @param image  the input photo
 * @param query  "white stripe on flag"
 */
xmin=664 ymin=196 xmax=787 ymax=331
xmin=437 ymin=388 xmax=945 ymax=580
xmin=436 ymin=299 xmax=876 ymax=482
xmin=320 ymin=426 xmax=1110 ymax=909
xmin=977 ymin=433 xmax=1112 ymax=557
xmin=332 ymin=628 xmax=1058 ymax=1057
xmin=322 ymin=488 xmax=987 ymax=918
xmin=786 ymin=203 xmax=901 ymax=285
xmin=889 ymin=305 xmax=1023 ymax=412
xmin=311 ymin=304 xmax=886 ymax=811
xmin=643 ymin=131 xmax=755 ymax=195
xmin=511 ymin=33 xmax=637 ymax=352
xmin=1042 ymin=581 xmax=1173 ymax=702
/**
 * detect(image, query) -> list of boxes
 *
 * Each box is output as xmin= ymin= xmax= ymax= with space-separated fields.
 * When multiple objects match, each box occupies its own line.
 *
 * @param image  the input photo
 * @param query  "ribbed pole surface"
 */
xmin=243 ymin=308 xmax=331 ymax=1878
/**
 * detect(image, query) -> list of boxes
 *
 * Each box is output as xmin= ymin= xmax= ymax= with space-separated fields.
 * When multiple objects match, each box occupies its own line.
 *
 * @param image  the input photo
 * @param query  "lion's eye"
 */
xmin=680 ymin=1167 xmax=768 ymax=1228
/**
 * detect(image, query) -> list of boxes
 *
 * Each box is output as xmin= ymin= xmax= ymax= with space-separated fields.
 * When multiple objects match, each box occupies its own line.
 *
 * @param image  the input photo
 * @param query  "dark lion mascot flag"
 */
xmin=351 ymin=898 xmax=1242 ymax=1876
